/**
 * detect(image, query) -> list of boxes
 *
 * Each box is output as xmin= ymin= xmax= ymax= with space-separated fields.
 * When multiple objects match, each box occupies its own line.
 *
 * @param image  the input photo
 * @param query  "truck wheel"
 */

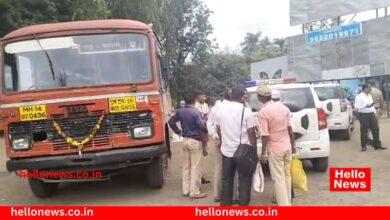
xmin=28 ymin=178 xmax=58 ymax=198
xmin=312 ymin=157 xmax=328 ymax=172
xmin=146 ymin=156 xmax=164 ymax=189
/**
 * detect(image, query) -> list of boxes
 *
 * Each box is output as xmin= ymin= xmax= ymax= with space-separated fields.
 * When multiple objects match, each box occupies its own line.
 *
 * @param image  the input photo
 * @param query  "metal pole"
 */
xmin=376 ymin=8 xmax=379 ymax=18
xmin=387 ymin=77 xmax=390 ymax=118
xmin=385 ymin=7 xmax=388 ymax=16
xmin=349 ymin=13 xmax=357 ymax=24
xmin=302 ymin=24 xmax=305 ymax=34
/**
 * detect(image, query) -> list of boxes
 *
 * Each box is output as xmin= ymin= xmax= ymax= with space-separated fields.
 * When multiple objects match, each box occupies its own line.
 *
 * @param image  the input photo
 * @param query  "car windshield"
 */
xmin=249 ymin=87 xmax=316 ymax=111
xmin=3 ymin=33 xmax=152 ymax=92
xmin=314 ymin=86 xmax=344 ymax=100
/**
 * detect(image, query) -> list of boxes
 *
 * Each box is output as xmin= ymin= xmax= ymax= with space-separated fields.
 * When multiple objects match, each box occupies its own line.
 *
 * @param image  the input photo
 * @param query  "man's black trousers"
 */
xmin=221 ymin=155 xmax=252 ymax=206
xmin=358 ymin=112 xmax=381 ymax=149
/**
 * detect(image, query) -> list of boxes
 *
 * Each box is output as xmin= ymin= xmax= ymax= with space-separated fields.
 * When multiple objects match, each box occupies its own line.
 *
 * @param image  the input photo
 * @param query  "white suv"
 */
xmin=247 ymin=83 xmax=330 ymax=172
xmin=312 ymin=84 xmax=354 ymax=140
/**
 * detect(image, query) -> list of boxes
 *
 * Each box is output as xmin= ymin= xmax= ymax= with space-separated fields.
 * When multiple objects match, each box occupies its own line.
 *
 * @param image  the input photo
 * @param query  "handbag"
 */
xmin=233 ymin=105 xmax=259 ymax=176
xmin=252 ymin=161 xmax=264 ymax=193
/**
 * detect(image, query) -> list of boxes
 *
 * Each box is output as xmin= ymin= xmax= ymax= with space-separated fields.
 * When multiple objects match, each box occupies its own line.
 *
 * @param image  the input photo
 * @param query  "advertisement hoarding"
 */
xmin=290 ymin=0 xmax=389 ymax=26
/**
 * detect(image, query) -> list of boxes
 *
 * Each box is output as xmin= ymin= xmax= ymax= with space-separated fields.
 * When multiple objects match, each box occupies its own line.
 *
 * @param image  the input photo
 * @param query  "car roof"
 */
xmin=246 ymin=83 xmax=311 ymax=93
xmin=311 ymin=83 xmax=340 ymax=88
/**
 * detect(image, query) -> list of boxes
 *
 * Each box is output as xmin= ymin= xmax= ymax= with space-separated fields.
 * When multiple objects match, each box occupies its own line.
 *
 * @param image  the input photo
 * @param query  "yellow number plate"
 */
xmin=19 ymin=105 xmax=47 ymax=121
xmin=109 ymin=97 xmax=137 ymax=113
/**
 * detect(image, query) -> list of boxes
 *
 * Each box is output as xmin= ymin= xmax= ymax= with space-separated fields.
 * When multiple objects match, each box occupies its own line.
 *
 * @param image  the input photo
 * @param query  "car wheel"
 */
xmin=312 ymin=157 xmax=328 ymax=172
xmin=340 ymin=126 xmax=351 ymax=140
xmin=350 ymin=118 xmax=355 ymax=131
xmin=28 ymin=178 xmax=58 ymax=198
xmin=146 ymin=156 xmax=164 ymax=189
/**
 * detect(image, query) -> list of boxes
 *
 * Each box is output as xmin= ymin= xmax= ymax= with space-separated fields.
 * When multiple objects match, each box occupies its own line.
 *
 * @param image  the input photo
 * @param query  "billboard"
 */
xmin=250 ymin=56 xmax=291 ymax=80
xmin=290 ymin=0 xmax=390 ymax=26
xmin=287 ymin=16 xmax=390 ymax=82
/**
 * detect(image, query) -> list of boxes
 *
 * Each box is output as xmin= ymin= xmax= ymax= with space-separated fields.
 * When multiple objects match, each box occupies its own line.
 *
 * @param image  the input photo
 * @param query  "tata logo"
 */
xmin=66 ymin=105 xmax=89 ymax=115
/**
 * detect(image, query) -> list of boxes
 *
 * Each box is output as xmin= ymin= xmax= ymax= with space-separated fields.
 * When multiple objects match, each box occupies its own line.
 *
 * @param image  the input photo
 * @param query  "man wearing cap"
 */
xmin=257 ymin=85 xmax=295 ymax=206
xmin=271 ymin=90 xmax=281 ymax=102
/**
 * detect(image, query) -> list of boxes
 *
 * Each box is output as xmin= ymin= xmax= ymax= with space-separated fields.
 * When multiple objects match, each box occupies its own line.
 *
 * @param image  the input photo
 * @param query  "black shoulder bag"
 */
xmin=233 ymin=105 xmax=259 ymax=176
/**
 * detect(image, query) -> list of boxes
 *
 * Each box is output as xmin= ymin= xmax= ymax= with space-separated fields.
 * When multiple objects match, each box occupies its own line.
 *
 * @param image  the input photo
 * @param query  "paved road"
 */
xmin=1 ymin=119 xmax=390 ymax=206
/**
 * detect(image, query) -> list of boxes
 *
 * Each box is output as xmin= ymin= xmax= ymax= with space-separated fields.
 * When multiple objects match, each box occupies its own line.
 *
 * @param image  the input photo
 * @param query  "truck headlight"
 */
xmin=132 ymin=126 xmax=153 ymax=139
xmin=11 ymin=137 xmax=31 ymax=151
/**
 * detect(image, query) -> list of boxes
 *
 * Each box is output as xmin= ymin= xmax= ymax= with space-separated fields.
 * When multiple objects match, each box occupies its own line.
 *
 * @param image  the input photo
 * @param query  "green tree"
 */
xmin=273 ymin=38 xmax=287 ymax=53
xmin=0 ymin=0 xmax=58 ymax=37
xmin=160 ymin=0 xmax=215 ymax=103
xmin=240 ymin=32 xmax=262 ymax=54
xmin=178 ymin=52 xmax=250 ymax=105
xmin=259 ymin=36 xmax=272 ymax=49
xmin=69 ymin=0 xmax=109 ymax=20
xmin=247 ymin=46 xmax=283 ymax=63
xmin=0 ymin=0 xmax=110 ymax=37
xmin=52 ymin=0 xmax=109 ymax=21
xmin=106 ymin=0 xmax=169 ymax=35
xmin=240 ymin=31 xmax=285 ymax=63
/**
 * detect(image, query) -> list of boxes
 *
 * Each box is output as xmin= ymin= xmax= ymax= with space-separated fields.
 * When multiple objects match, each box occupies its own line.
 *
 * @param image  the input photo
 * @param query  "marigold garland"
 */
xmin=52 ymin=112 xmax=105 ymax=151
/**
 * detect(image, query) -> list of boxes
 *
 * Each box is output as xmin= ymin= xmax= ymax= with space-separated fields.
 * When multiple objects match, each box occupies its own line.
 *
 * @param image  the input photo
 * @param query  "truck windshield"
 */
xmin=3 ymin=33 xmax=152 ymax=92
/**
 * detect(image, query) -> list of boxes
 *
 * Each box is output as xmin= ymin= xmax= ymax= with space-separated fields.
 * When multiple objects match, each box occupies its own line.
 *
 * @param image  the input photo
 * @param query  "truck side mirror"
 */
xmin=161 ymin=57 xmax=172 ymax=81
xmin=4 ymin=65 xmax=14 ymax=92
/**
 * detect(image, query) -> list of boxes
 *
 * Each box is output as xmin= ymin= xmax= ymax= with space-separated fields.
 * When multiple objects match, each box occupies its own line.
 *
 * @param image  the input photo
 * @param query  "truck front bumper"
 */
xmin=6 ymin=144 xmax=167 ymax=172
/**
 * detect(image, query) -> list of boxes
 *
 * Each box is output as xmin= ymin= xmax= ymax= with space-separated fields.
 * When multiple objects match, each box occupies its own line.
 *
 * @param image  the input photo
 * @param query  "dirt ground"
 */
xmin=1 ymin=119 xmax=390 ymax=206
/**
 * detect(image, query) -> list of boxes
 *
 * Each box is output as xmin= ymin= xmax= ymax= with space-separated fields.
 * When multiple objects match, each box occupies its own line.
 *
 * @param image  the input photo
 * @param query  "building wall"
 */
xmin=287 ymin=16 xmax=390 ymax=82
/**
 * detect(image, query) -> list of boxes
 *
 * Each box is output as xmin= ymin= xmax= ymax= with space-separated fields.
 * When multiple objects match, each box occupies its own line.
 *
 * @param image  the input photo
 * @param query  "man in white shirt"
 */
xmin=354 ymin=84 xmax=386 ymax=151
xmin=215 ymin=87 xmax=257 ymax=206
xmin=207 ymin=88 xmax=237 ymax=203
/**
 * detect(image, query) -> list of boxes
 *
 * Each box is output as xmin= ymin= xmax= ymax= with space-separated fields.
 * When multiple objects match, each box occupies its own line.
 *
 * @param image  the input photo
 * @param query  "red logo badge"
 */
xmin=329 ymin=168 xmax=371 ymax=192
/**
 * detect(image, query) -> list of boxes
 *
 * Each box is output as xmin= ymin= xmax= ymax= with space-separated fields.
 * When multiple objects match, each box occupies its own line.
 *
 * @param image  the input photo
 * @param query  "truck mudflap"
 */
xmin=6 ymin=144 xmax=167 ymax=172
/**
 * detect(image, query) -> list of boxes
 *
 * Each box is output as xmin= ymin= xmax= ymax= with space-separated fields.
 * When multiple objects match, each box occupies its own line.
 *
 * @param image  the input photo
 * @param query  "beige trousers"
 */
xmin=210 ymin=138 xmax=238 ymax=200
xmin=268 ymin=149 xmax=292 ymax=206
xmin=376 ymin=109 xmax=381 ymax=121
xmin=182 ymin=137 xmax=203 ymax=196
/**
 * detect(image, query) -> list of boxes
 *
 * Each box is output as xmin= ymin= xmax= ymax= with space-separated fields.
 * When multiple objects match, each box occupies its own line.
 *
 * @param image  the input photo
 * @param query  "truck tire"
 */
xmin=312 ymin=157 xmax=328 ymax=172
xmin=28 ymin=178 xmax=58 ymax=198
xmin=146 ymin=156 xmax=164 ymax=189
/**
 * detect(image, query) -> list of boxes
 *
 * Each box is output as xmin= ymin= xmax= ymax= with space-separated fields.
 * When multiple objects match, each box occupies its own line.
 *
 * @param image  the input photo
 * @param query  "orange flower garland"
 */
xmin=52 ymin=112 xmax=105 ymax=151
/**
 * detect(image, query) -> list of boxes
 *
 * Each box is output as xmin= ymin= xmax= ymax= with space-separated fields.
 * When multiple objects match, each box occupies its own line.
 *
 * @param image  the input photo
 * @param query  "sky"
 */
xmin=202 ymin=0 xmax=384 ymax=51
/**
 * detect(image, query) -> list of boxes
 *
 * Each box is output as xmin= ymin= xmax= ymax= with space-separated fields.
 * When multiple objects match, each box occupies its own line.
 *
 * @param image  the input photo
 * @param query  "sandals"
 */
xmin=190 ymin=193 xmax=207 ymax=199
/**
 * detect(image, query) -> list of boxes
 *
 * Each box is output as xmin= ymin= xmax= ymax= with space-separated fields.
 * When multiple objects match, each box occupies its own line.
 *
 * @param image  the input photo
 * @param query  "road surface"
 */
xmin=1 ymin=119 xmax=390 ymax=206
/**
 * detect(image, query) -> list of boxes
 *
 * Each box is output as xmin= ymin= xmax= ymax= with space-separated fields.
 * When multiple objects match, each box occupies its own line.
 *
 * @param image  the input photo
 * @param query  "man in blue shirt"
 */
xmin=169 ymin=93 xmax=208 ymax=199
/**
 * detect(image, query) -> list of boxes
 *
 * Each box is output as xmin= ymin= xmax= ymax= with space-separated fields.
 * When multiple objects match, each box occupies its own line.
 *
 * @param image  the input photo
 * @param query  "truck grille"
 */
xmin=9 ymin=111 xmax=153 ymax=151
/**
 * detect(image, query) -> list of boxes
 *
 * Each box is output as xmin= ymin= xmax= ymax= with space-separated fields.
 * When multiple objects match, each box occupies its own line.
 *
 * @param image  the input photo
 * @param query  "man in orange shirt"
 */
xmin=257 ymin=86 xmax=296 ymax=206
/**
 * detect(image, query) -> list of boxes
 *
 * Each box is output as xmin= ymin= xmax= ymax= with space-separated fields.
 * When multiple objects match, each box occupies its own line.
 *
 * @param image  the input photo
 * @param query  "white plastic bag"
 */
xmin=252 ymin=162 xmax=264 ymax=193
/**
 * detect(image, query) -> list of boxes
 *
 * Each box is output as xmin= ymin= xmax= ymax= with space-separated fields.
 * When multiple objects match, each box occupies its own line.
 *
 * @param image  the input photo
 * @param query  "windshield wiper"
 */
xmin=33 ymin=34 xmax=56 ymax=81
xmin=58 ymin=70 xmax=67 ymax=87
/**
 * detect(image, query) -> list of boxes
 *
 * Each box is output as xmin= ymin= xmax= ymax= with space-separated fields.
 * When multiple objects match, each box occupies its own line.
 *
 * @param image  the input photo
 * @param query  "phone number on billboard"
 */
xmin=307 ymin=23 xmax=362 ymax=44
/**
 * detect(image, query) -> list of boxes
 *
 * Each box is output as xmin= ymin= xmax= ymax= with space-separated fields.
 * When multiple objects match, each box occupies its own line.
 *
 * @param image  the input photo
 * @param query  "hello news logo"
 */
xmin=329 ymin=168 xmax=371 ymax=192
